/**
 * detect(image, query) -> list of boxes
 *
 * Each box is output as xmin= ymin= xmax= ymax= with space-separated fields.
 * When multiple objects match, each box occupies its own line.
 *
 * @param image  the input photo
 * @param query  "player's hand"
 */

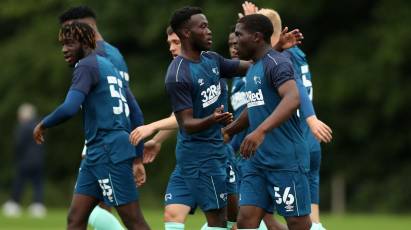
xmin=133 ymin=158 xmax=146 ymax=187
xmin=33 ymin=122 xmax=46 ymax=144
xmin=306 ymin=116 xmax=332 ymax=143
xmin=129 ymin=124 xmax=156 ymax=146
xmin=240 ymin=129 xmax=265 ymax=158
xmin=213 ymin=105 xmax=234 ymax=125
xmin=277 ymin=27 xmax=304 ymax=50
xmin=143 ymin=139 xmax=162 ymax=164
xmin=238 ymin=1 xmax=259 ymax=18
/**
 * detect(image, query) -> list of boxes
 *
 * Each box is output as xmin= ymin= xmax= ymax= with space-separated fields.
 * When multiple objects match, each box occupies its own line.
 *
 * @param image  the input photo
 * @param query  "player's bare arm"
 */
xmin=235 ymin=60 xmax=252 ymax=76
xmin=130 ymin=113 xmax=178 ymax=146
xmin=240 ymin=80 xmax=300 ymax=158
xmin=142 ymin=129 xmax=175 ymax=164
xmin=133 ymin=157 xmax=146 ymax=187
xmin=175 ymin=105 xmax=232 ymax=134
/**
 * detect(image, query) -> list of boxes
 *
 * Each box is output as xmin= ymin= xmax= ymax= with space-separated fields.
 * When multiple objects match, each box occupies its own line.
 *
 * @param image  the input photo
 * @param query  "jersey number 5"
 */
xmin=301 ymin=65 xmax=313 ymax=101
xmin=107 ymin=76 xmax=130 ymax=117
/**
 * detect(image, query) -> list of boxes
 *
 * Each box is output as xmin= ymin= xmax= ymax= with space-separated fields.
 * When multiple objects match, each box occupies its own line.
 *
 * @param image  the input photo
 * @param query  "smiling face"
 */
xmin=187 ymin=14 xmax=212 ymax=52
xmin=61 ymin=38 xmax=85 ymax=67
xmin=167 ymin=32 xmax=181 ymax=58
xmin=235 ymin=22 xmax=256 ymax=60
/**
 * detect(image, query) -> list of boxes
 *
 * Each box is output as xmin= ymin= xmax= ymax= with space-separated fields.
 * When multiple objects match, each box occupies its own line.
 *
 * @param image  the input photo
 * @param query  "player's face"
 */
xmin=228 ymin=32 xmax=239 ymax=59
xmin=167 ymin=32 xmax=181 ymax=58
xmin=235 ymin=23 xmax=255 ymax=60
xmin=188 ymin=14 xmax=212 ymax=51
xmin=61 ymin=38 xmax=85 ymax=67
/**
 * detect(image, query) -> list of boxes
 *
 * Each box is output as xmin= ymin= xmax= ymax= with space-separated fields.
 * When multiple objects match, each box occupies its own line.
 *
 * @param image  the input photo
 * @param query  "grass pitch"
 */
xmin=1 ymin=208 xmax=411 ymax=229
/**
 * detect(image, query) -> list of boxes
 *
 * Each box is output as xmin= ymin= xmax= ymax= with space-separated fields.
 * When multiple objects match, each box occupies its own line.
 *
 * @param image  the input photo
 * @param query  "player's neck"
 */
xmin=180 ymin=44 xmax=202 ymax=62
xmin=252 ymin=44 xmax=272 ymax=62
xmin=83 ymin=48 xmax=93 ymax=58
xmin=95 ymin=31 xmax=104 ymax=42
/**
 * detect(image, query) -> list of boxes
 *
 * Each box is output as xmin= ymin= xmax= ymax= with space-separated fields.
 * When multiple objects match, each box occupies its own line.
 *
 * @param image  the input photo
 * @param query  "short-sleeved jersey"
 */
xmin=283 ymin=47 xmax=320 ymax=152
xmin=96 ymin=40 xmax=130 ymax=87
xmin=165 ymin=51 xmax=239 ymax=176
xmin=71 ymin=53 xmax=134 ymax=164
xmin=245 ymin=49 xmax=309 ymax=172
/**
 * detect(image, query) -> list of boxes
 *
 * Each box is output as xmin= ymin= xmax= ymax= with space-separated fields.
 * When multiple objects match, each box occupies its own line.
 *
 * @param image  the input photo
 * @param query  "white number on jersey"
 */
xmin=274 ymin=186 xmax=295 ymax=206
xmin=107 ymin=76 xmax=129 ymax=117
xmin=98 ymin=178 xmax=114 ymax=202
xmin=301 ymin=65 xmax=313 ymax=101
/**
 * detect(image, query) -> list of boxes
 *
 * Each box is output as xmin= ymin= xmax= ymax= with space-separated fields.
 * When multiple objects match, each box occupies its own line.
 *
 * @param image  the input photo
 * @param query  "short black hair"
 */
xmin=58 ymin=22 xmax=96 ymax=49
xmin=170 ymin=6 xmax=203 ymax=37
xmin=59 ymin=6 xmax=96 ymax=24
xmin=238 ymin=14 xmax=273 ymax=43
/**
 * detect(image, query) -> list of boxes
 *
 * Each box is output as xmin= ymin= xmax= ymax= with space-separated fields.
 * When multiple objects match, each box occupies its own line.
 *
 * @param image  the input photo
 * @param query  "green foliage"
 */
xmin=0 ymin=0 xmax=410 ymax=212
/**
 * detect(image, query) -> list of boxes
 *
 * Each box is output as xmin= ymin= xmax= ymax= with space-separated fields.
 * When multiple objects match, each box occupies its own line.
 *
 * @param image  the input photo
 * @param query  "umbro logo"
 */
xmin=219 ymin=193 xmax=227 ymax=201
xmin=198 ymin=78 xmax=204 ymax=86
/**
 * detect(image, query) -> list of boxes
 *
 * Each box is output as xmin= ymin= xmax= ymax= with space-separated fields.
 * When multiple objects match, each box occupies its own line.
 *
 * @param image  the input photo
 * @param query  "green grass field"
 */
xmin=1 ymin=209 xmax=411 ymax=230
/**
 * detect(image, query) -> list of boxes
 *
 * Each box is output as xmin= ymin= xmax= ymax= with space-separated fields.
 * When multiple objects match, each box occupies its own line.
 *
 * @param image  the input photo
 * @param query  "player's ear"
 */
xmin=181 ymin=27 xmax=191 ymax=39
xmin=254 ymin=32 xmax=263 ymax=43
xmin=82 ymin=43 xmax=92 ymax=53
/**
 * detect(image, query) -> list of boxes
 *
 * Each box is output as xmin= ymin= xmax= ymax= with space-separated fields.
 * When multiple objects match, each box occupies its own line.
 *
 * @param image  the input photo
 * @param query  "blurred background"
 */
xmin=0 ymin=0 xmax=410 ymax=228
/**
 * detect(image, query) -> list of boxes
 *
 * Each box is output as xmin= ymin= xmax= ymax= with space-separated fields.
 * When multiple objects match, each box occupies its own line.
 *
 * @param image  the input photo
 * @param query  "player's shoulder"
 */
xmin=201 ymin=51 xmax=224 ymax=63
xmin=165 ymin=56 xmax=191 ymax=83
xmin=75 ymin=53 xmax=99 ymax=70
xmin=202 ymin=51 xmax=218 ymax=58
xmin=284 ymin=46 xmax=306 ymax=60
xmin=263 ymin=49 xmax=292 ymax=68
xmin=96 ymin=41 xmax=121 ymax=56
xmin=106 ymin=42 xmax=124 ymax=60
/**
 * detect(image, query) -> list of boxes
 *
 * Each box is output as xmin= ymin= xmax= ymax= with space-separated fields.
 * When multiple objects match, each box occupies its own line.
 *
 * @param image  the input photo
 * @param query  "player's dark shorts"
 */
xmin=74 ymin=159 xmax=138 ymax=206
xmin=225 ymin=144 xmax=238 ymax=195
xmin=164 ymin=167 xmax=227 ymax=213
xmin=239 ymin=161 xmax=311 ymax=217
xmin=308 ymin=150 xmax=321 ymax=204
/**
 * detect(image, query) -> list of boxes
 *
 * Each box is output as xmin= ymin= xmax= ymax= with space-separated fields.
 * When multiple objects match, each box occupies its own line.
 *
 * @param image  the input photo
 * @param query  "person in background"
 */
xmin=2 ymin=103 xmax=47 ymax=218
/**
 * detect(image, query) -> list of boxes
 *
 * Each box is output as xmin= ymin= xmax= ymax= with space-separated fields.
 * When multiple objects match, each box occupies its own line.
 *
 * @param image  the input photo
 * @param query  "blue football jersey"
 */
xmin=230 ymin=76 xmax=248 ymax=118
xmin=71 ymin=53 xmax=134 ymax=164
xmin=96 ymin=40 xmax=130 ymax=87
xmin=284 ymin=47 xmax=321 ymax=152
xmin=244 ymin=49 xmax=309 ymax=172
xmin=229 ymin=76 xmax=249 ymax=152
xmin=165 ymin=51 xmax=239 ymax=176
